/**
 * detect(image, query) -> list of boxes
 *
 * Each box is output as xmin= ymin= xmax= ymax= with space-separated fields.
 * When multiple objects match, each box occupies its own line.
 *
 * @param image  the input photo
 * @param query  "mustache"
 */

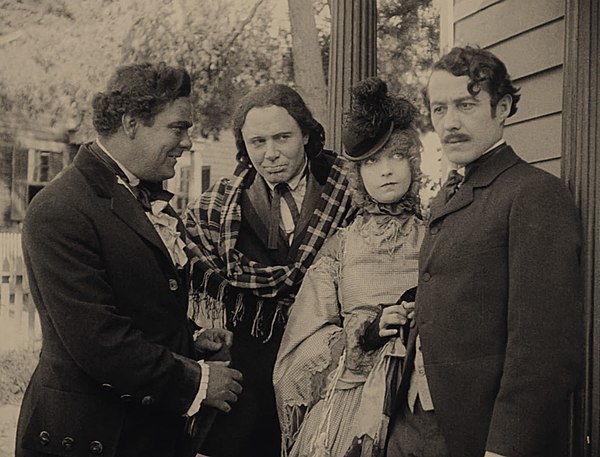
xmin=443 ymin=134 xmax=471 ymax=143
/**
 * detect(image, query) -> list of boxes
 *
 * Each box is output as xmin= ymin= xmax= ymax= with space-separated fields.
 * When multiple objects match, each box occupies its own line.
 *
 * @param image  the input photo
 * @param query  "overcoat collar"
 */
xmin=73 ymin=143 xmax=177 ymax=270
xmin=429 ymin=144 xmax=521 ymax=223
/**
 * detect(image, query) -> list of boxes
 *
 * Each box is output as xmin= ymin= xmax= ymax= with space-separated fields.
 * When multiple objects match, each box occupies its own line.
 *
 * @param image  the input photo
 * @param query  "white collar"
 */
xmin=453 ymin=138 xmax=506 ymax=175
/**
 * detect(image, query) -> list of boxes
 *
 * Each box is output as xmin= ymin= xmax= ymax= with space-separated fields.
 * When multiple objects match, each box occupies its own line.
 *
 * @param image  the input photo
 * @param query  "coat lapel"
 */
xmin=109 ymin=188 xmax=174 ymax=265
xmin=430 ymin=145 xmax=521 ymax=224
xmin=241 ymin=172 xmax=289 ymax=248
xmin=289 ymin=166 xmax=324 ymax=255
xmin=73 ymin=144 xmax=175 ymax=269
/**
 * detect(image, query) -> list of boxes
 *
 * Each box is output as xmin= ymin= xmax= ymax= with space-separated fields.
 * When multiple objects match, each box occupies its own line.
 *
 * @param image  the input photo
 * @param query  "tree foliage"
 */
xmin=0 ymin=0 xmax=438 ymax=141
xmin=0 ymin=0 xmax=292 ymax=141
xmin=121 ymin=0 xmax=292 ymax=139
xmin=377 ymin=0 xmax=439 ymax=128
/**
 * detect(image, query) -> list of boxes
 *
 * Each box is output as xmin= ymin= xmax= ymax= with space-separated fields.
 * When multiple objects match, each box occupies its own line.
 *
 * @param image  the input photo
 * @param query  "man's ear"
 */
xmin=122 ymin=113 xmax=138 ymax=139
xmin=496 ymin=94 xmax=512 ymax=123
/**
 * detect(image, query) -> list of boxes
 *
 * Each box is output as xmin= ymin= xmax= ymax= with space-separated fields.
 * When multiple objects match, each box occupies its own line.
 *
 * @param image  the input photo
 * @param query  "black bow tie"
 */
xmin=132 ymin=181 xmax=174 ymax=212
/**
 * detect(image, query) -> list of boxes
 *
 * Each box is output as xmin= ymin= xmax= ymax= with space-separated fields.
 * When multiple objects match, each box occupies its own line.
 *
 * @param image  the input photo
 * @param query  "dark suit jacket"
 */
xmin=413 ymin=145 xmax=583 ymax=457
xmin=16 ymin=143 xmax=202 ymax=457
xmin=201 ymin=150 xmax=354 ymax=457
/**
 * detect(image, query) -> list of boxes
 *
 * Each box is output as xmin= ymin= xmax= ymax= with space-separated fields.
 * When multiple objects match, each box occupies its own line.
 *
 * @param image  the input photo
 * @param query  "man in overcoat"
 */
xmin=16 ymin=62 xmax=242 ymax=457
xmin=382 ymin=46 xmax=583 ymax=457
xmin=185 ymin=84 xmax=354 ymax=457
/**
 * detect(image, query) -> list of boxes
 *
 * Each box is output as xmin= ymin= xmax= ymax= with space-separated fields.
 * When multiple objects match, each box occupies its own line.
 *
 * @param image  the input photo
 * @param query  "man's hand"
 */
xmin=379 ymin=301 xmax=415 ymax=337
xmin=195 ymin=328 xmax=233 ymax=354
xmin=203 ymin=361 xmax=243 ymax=413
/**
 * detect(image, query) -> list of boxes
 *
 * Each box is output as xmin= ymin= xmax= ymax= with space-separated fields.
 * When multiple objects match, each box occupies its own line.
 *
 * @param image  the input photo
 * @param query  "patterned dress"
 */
xmin=274 ymin=209 xmax=425 ymax=457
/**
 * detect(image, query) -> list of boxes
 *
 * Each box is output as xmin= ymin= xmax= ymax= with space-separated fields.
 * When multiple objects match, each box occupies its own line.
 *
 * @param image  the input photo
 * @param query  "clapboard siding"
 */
xmin=454 ymin=0 xmax=502 ymax=22
xmin=533 ymin=158 xmax=561 ymax=176
xmin=454 ymin=0 xmax=564 ymax=48
xmin=508 ymin=66 xmax=563 ymax=125
xmin=487 ymin=19 xmax=564 ymax=79
xmin=504 ymin=112 xmax=562 ymax=163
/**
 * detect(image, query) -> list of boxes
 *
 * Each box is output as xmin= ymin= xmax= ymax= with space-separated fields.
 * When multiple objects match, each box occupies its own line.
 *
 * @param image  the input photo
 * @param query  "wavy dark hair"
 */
xmin=423 ymin=46 xmax=521 ymax=117
xmin=92 ymin=62 xmax=191 ymax=136
xmin=231 ymin=84 xmax=325 ymax=166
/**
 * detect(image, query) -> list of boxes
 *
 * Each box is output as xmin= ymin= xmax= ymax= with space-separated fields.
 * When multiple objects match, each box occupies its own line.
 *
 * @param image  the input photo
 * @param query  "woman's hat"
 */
xmin=341 ymin=77 xmax=417 ymax=162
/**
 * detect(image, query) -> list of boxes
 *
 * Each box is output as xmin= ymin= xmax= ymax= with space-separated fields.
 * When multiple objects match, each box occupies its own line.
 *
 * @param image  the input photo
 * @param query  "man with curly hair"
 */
xmin=16 ymin=62 xmax=242 ymax=457
xmin=382 ymin=46 xmax=583 ymax=457
xmin=184 ymin=84 xmax=355 ymax=457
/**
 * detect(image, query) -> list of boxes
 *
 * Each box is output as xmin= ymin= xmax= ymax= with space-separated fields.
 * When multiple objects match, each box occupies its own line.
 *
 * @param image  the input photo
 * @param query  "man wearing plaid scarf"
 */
xmin=185 ymin=85 xmax=355 ymax=457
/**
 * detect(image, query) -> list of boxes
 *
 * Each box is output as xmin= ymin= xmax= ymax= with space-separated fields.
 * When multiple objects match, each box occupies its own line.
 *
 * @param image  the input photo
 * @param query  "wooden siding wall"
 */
xmin=452 ymin=0 xmax=565 ymax=176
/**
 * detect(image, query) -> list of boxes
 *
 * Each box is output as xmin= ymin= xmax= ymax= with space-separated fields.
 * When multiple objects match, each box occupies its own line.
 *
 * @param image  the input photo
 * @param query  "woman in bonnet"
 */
xmin=274 ymin=77 xmax=425 ymax=457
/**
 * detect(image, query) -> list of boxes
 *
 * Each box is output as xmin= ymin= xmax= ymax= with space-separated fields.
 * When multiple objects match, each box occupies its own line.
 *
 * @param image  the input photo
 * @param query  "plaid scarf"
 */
xmin=184 ymin=151 xmax=354 ymax=341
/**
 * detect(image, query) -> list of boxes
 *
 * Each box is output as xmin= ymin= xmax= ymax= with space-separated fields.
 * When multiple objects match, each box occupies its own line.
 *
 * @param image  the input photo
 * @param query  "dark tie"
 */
xmin=267 ymin=183 xmax=300 ymax=250
xmin=132 ymin=181 xmax=174 ymax=212
xmin=442 ymin=169 xmax=464 ymax=202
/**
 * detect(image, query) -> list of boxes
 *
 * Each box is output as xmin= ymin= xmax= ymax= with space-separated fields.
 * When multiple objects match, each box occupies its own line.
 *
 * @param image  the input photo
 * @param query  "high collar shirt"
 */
xmin=452 ymin=138 xmax=506 ymax=180
xmin=95 ymin=140 xmax=187 ymax=269
xmin=263 ymin=157 xmax=308 ymax=244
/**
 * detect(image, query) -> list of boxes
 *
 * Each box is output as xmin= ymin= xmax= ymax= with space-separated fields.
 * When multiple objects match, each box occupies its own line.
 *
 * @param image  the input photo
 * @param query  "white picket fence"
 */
xmin=0 ymin=231 xmax=41 ymax=352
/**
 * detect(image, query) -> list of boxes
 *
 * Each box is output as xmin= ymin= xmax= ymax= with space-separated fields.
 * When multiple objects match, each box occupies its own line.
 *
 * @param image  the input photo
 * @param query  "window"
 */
xmin=201 ymin=166 xmax=211 ymax=193
xmin=11 ymin=145 xmax=69 ymax=222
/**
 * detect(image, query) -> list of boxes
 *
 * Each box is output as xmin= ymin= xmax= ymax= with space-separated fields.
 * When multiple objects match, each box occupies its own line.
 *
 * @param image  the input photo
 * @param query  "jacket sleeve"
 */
xmin=485 ymin=176 xmax=583 ymax=456
xmin=23 ymin=197 xmax=201 ymax=416
xmin=273 ymin=230 xmax=346 ymax=453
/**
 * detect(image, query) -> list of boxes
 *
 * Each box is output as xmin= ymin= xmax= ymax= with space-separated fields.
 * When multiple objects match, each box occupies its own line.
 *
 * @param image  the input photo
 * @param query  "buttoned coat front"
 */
xmin=414 ymin=145 xmax=583 ymax=457
xmin=16 ymin=143 xmax=202 ymax=457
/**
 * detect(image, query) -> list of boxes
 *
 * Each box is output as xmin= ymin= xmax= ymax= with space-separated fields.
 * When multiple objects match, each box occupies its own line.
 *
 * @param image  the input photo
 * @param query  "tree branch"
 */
xmin=224 ymin=0 xmax=265 ymax=49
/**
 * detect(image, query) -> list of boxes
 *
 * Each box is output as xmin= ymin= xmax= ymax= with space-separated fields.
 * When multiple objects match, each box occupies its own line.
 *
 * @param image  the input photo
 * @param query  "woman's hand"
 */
xmin=378 ymin=301 xmax=415 ymax=337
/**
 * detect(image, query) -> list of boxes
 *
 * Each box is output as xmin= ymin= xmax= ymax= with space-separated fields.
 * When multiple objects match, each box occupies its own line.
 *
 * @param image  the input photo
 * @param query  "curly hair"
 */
xmin=92 ymin=62 xmax=192 ymax=136
xmin=344 ymin=126 xmax=424 ymax=216
xmin=231 ymin=84 xmax=325 ymax=167
xmin=424 ymin=46 xmax=521 ymax=117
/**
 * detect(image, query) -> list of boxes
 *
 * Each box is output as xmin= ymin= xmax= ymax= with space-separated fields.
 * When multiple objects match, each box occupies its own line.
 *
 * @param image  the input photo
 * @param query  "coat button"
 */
xmin=101 ymin=383 xmax=114 ymax=391
xmin=430 ymin=226 xmax=439 ymax=235
xmin=90 ymin=441 xmax=104 ymax=455
xmin=141 ymin=395 xmax=155 ymax=406
xmin=120 ymin=393 xmax=133 ymax=402
xmin=62 ymin=436 xmax=75 ymax=451
xmin=423 ymin=272 xmax=431 ymax=282
xmin=39 ymin=430 xmax=51 ymax=445
xmin=169 ymin=279 xmax=179 ymax=291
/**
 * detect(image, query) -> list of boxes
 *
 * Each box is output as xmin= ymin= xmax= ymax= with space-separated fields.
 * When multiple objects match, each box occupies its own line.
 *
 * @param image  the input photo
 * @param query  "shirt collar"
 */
xmin=96 ymin=139 xmax=140 ymax=186
xmin=263 ymin=156 xmax=308 ymax=192
xmin=453 ymin=138 xmax=506 ymax=176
